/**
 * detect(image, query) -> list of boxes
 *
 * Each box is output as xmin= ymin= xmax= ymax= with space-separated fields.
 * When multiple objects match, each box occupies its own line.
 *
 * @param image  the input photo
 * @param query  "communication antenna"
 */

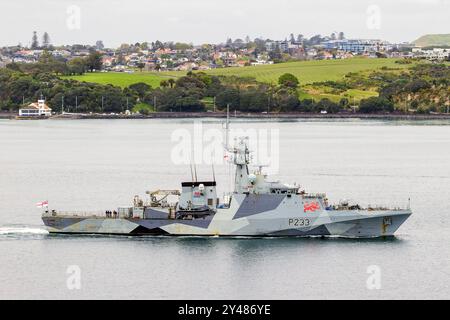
xmin=189 ymin=148 xmax=197 ymax=182
xmin=211 ymin=150 xmax=216 ymax=182
xmin=190 ymin=163 xmax=194 ymax=182
xmin=221 ymin=105 xmax=233 ymax=194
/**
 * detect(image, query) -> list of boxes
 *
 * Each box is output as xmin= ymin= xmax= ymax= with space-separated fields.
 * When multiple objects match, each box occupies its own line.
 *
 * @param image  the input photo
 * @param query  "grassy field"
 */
xmin=65 ymin=58 xmax=409 ymax=89
xmin=180 ymin=58 xmax=409 ymax=84
xmin=299 ymin=88 xmax=379 ymax=103
xmin=65 ymin=71 xmax=176 ymax=88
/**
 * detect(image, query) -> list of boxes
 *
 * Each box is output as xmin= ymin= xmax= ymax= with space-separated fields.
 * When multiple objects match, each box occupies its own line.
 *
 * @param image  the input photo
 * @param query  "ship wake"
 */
xmin=0 ymin=226 xmax=49 ymax=237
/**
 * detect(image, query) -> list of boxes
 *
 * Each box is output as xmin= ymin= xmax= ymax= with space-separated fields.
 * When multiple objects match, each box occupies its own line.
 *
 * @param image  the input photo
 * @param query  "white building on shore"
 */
xmin=412 ymin=48 xmax=450 ymax=61
xmin=19 ymin=98 xmax=52 ymax=117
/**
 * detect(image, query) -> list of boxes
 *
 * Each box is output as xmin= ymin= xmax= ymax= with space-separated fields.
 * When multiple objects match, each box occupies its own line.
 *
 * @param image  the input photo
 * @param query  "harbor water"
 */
xmin=0 ymin=118 xmax=449 ymax=299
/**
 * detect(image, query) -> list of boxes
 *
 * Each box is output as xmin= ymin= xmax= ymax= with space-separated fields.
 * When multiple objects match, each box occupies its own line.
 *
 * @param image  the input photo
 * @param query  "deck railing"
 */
xmin=43 ymin=210 xmax=107 ymax=218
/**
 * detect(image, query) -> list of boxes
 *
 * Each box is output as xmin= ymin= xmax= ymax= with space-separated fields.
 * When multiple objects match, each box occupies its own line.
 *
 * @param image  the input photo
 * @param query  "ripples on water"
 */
xmin=0 ymin=119 xmax=449 ymax=299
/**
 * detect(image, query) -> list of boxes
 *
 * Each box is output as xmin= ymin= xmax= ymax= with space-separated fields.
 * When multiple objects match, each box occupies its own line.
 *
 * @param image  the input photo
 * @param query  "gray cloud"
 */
xmin=0 ymin=0 xmax=448 ymax=47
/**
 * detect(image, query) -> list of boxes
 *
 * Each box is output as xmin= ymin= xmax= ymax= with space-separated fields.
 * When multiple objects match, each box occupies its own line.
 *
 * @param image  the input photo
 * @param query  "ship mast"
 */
xmin=223 ymin=104 xmax=251 ymax=194
xmin=232 ymin=137 xmax=250 ymax=194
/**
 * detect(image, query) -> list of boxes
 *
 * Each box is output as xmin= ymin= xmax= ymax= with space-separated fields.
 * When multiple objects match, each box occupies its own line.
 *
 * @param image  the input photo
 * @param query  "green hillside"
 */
xmin=413 ymin=34 xmax=450 ymax=47
xmin=184 ymin=58 xmax=408 ymax=84
xmin=66 ymin=58 xmax=409 ymax=88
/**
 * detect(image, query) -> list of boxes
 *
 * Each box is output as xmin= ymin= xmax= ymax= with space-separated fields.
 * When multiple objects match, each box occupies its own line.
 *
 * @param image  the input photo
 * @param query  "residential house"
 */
xmin=306 ymin=48 xmax=318 ymax=58
xmin=175 ymin=62 xmax=198 ymax=71
xmin=319 ymin=51 xmax=334 ymax=60
xmin=220 ymin=52 xmax=238 ymax=66
xmin=51 ymin=50 xmax=71 ymax=58
xmin=278 ymin=41 xmax=288 ymax=52
xmin=335 ymin=51 xmax=354 ymax=59
xmin=198 ymin=64 xmax=211 ymax=70
xmin=250 ymin=54 xmax=274 ymax=66
xmin=0 ymin=55 xmax=12 ymax=68
xmin=323 ymin=39 xmax=392 ymax=54
xmin=19 ymin=98 xmax=52 ymax=117
xmin=412 ymin=48 xmax=450 ymax=61
xmin=102 ymin=56 xmax=114 ymax=68
xmin=236 ymin=59 xmax=248 ymax=67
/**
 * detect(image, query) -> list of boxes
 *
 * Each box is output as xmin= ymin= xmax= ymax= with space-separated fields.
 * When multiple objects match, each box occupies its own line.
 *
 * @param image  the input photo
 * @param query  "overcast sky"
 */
xmin=0 ymin=0 xmax=449 ymax=47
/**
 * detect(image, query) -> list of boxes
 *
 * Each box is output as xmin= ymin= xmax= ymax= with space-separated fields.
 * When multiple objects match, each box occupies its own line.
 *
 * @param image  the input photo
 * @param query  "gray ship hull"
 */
xmin=42 ymin=194 xmax=411 ymax=238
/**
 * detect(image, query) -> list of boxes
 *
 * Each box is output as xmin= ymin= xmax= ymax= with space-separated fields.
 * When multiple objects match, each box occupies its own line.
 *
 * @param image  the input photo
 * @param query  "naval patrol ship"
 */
xmin=42 ymin=110 xmax=412 ymax=238
xmin=42 ymin=123 xmax=412 ymax=238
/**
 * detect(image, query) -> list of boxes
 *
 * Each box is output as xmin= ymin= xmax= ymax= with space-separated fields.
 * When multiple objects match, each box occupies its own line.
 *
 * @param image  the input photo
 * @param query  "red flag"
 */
xmin=36 ymin=201 xmax=48 ymax=208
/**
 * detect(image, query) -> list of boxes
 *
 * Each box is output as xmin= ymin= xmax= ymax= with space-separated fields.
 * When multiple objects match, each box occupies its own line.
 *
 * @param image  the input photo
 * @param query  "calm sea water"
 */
xmin=0 ymin=118 xmax=449 ymax=299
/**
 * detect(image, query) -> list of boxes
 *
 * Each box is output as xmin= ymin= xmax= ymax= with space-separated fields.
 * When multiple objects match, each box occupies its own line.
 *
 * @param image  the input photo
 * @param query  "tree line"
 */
xmin=355 ymin=64 xmax=450 ymax=113
xmin=1 ymin=56 xmax=448 ymax=114
xmin=0 ymin=65 xmax=349 ymax=114
xmin=7 ymin=50 xmax=103 ymax=76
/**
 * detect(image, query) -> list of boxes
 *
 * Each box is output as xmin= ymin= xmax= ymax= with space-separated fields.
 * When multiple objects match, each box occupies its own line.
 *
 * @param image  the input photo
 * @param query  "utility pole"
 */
xmin=213 ymin=96 xmax=216 ymax=112
xmin=154 ymin=96 xmax=157 ymax=112
xmin=61 ymin=95 xmax=64 ymax=114
xmin=101 ymin=96 xmax=104 ymax=112
xmin=75 ymin=96 xmax=78 ymax=113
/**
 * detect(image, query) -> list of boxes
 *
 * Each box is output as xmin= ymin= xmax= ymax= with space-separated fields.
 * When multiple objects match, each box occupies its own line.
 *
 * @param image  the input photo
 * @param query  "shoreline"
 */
xmin=2 ymin=112 xmax=450 ymax=121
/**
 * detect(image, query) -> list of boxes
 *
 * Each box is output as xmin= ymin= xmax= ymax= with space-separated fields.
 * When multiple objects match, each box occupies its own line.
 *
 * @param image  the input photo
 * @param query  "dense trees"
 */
xmin=273 ymin=87 xmax=299 ymax=112
xmin=42 ymin=32 xmax=51 ymax=49
xmin=30 ymin=31 xmax=52 ymax=49
xmin=239 ymin=86 xmax=269 ymax=112
xmin=278 ymin=73 xmax=300 ymax=88
xmin=7 ymin=50 xmax=103 ymax=75
xmin=359 ymin=97 xmax=394 ymax=113
xmin=128 ymin=82 xmax=151 ymax=100
xmin=0 ymin=66 xmax=348 ymax=114
xmin=315 ymin=98 xmax=341 ymax=113
xmin=0 ymin=68 xmax=133 ymax=113
xmin=404 ymin=79 xmax=431 ymax=93
xmin=95 ymin=40 xmax=105 ymax=50
xmin=67 ymin=58 xmax=87 ymax=75
xmin=31 ymin=31 xmax=39 ymax=49
xmin=376 ymin=64 xmax=449 ymax=112
xmin=85 ymin=51 xmax=103 ymax=72
xmin=136 ymin=62 xmax=145 ymax=72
